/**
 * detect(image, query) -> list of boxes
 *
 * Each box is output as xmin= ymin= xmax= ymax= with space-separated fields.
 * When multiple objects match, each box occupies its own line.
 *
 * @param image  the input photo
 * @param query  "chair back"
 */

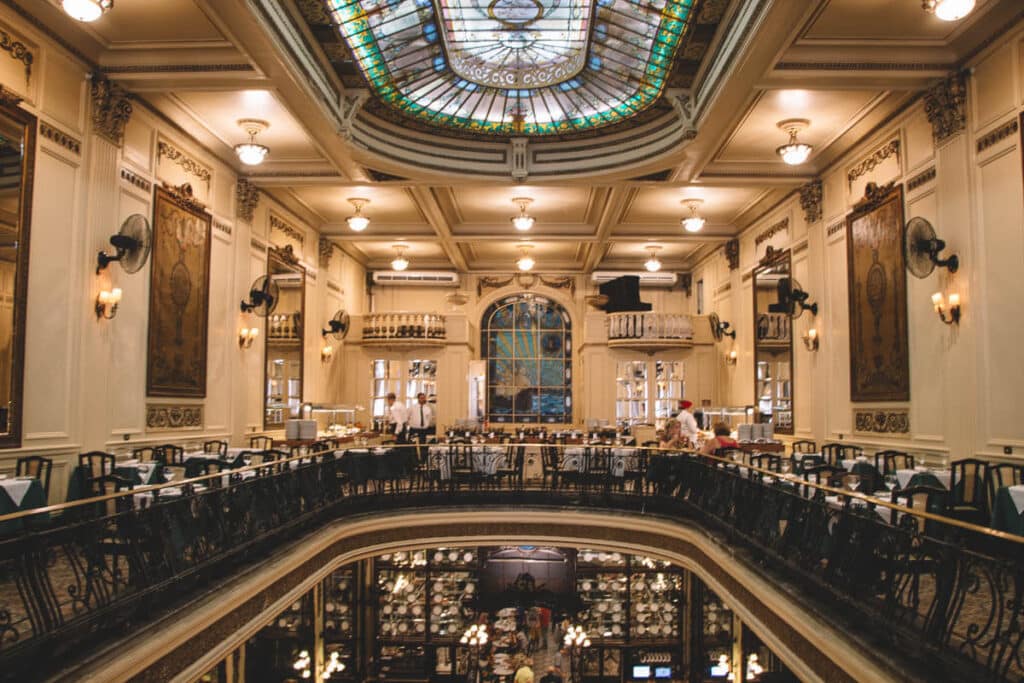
xmin=838 ymin=445 xmax=863 ymax=461
xmin=716 ymin=447 xmax=747 ymax=465
xmin=791 ymin=440 xmax=817 ymax=455
xmin=802 ymin=464 xmax=844 ymax=487
xmin=883 ymin=451 xmax=914 ymax=474
xmin=950 ymin=457 xmax=988 ymax=507
xmin=204 ymin=440 xmax=228 ymax=457
xmin=250 ymin=435 xmax=274 ymax=450
xmin=986 ymin=463 xmax=1024 ymax=516
xmin=88 ymin=474 xmax=132 ymax=517
xmin=16 ymin=456 xmax=53 ymax=499
xmin=819 ymin=443 xmax=843 ymax=466
xmin=79 ymin=451 xmax=116 ymax=480
xmin=132 ymin=446 xmax=157 ymax=462
xmin=749 ymin=453 xmax=781 ymax=473
xmin=155 ymin=444 xmax=185 ymax=465
xmin=892 ymin=485 xmax=950 ymax=533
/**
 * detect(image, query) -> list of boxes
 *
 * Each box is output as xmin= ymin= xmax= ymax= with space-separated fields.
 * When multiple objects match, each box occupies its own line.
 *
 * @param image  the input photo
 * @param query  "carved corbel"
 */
xmin=90 ymin=73 xmax=133 ymax=146
xmin=799 ymin=179 xmax=823 ymax=224
xmin=236 ymin=178 xmax=260 ymax=223
xmin=923 ymin=72 xmax=967 ymax=145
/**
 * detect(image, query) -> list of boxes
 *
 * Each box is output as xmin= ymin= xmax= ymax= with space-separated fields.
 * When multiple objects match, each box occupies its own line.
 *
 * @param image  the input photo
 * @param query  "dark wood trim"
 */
xmin=0 ymin=97 xmax=35 ymax=448
xmin=263 ymin=246 xmax=305 ymax=430
xmin=752 ymin=248 xmax=794 ymax=435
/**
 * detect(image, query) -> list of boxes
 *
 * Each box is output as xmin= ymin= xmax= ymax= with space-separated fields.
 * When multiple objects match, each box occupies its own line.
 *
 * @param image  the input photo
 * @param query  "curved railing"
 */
xmin=0 ymin=444 xmax=1021 ymax=681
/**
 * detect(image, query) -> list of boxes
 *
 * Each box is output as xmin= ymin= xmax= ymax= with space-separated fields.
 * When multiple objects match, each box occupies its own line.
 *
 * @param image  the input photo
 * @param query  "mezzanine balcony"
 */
xmin=606 ymin=311 xmax=694 ymax=351
xmin=360 ymin=312 xmax=447 ymax=347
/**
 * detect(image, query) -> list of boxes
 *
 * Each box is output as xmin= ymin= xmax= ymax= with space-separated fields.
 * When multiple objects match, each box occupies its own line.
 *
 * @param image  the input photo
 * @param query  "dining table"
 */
xmin=0 ymin=476 xmax=48 ymax=535
xmin=990 ymin=484 xmax=1024 ymax=535
xmin=895 ymin=467 xmax=950 ymax=490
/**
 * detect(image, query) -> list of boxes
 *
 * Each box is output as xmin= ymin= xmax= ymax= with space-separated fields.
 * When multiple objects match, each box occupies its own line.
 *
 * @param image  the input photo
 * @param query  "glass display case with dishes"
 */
xmin=701 ymin=586 xmax=733 ymax=648
xmin=576 ymin=549 xmax=627 ymax=568
xmin=629 ymin=572 xmax=682 ymax=641
xmin=377 ymin=569 xmax=427 ymax=640
xmin=429 ymin=547 xmax=478 ymax=570
xmin=244 ymin=592 xmax=315 ymax=680
xmin=377 ymin=550 xmax=429 ymax=569
xmin=581 ymin=647 xmax=621 ymax=679
xmin=576 ymin=572 xmax=628 ymax=642
xmin=323 ymin=566 xmax=358 ymax=678
xmin=428 ymin=570 xmax=476 ymax=640
xmin=379 ymin=644 xmax=427 ymax=679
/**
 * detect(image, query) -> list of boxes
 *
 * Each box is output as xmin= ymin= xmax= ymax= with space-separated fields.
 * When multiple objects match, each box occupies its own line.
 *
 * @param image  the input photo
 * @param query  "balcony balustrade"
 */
xmin=607 ymin=312 xmax=694 ymax=350
xmin=361 ymin=312 xmax=446 ymax=346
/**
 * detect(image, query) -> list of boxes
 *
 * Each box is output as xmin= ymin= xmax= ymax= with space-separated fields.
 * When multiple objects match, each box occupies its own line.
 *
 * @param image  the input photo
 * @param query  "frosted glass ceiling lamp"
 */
xmin=776 ymin=119 xmax=813 ymax=166
xmin=234 ymin=119 xmax=270 ymax=166
xmin=511 ymin=197 xmax=535 ymax=231
xmin=63 ymin=0 xmax=112 ymax=22
xmin=516 ymin=245 xmax=535 ymax=272
xmin=923 ymin=0 xmax=975 ymax=21
xmin=644 ymin=246 xmax=662 ymax=272
xmin=680 ymin=198 xmax=705 ymax=233
xmin=391 ymin=244 xmax=410 ymax=272
xmin=346 ymin=198 xmax=371 ymax=232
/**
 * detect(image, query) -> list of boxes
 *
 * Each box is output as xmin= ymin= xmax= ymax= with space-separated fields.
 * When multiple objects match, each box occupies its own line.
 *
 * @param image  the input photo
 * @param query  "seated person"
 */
xmin=658 ymin=418 xmax=688 ymax=450
xmin=700 ymin=422 xmax=739 ymax=455
xmin=539 ymin=667 xmax=563 ymax=683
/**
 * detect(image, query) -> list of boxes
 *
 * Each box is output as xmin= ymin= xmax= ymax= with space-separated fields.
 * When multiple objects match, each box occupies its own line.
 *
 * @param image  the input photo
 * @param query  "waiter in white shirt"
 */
xmin=675 ymin=399 xmax=700 ymax=446
xmin=386 ymin=392 xmax=409 ymax=442
xmin=408 ymin=392 xmax=436 ymax=442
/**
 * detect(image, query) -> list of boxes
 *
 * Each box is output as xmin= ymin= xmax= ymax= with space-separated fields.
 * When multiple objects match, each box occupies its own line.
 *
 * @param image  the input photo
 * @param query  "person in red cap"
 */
xmin=676 ymin=399 xmax=699 ymax=446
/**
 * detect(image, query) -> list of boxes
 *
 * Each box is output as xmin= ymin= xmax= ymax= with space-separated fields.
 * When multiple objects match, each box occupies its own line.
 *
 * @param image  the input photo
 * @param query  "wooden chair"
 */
xmin=79 ymin=451 xmax=116 ymax=480
xmin=16 ymin=456 xmax=53 ymax=500
xmin=802 ymin=464 xmax=845 ymax=495
xmin=203 ymin=440 xmax=228 ymax=457
xmin=838 ymin=445 xmax=864 ymax=462
xmin=985 ymin=463 xmax=1024 ymax=520
xmin=791 ymin=440 xmax=817 ymax=455
xmin=154 ymin=444 xmax=185 ymax=466
xmin=948 ymin=458 xmax=990 ymax=526
xmin=891 ymin=485 xmax=950 ymax=534
xmin=819 ymin=443 xmax=844 ymax=467
xmin=749 ymin=453 xmax=782 ymax=476
xmin=541 ymin=446 xmax=561 ymax=490
xmin=882 ymin=451 xmax=915 ymax=475
xmin=250 ymin=435 xmax=274 ymax=450
xmin=131 ymin=446 xmax=157 ymax=462
xmin=495 ymin=445 xmax=526 ymax=490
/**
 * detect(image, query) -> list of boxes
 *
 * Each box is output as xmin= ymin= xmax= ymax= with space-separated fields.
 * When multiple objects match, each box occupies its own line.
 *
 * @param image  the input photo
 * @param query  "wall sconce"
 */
xmin=725 ymin=349 xmax=738 ymax=366
xmin=802 ymin=327 xmax=819 ymax=351
xmin=95 ymin=287 xmax=122 ymax=320
xmin=321 ymin=344 xmax=335 ymax=363
xmin=238 ymin=326 xmax=259 ymax=348
xmin=932 ymin=292 xmax=961 ymax=325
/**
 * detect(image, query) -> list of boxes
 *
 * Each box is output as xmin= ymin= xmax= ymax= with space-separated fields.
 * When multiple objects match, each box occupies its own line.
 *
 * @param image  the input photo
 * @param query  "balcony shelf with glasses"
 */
xmin=606 ymin=312 xmax=694 ymax=351
xmin=361 ymin=312 xmax=447 ymax=347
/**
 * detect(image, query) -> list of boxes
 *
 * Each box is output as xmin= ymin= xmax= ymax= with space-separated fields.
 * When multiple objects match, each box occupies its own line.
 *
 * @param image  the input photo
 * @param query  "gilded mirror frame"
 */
xmin=752 ymin=248 xmax=794 ymax=435
xmin=0 ymin=94 xmax=36 ymax=448
xmin=262 ymin=245 xmax=306 ymax=431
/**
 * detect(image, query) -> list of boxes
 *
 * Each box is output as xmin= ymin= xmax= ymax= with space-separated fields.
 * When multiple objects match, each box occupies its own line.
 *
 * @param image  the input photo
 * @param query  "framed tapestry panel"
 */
xmin=146 ymin=184 xmax=212 ymax=398
xmin=845 ymin=182 xmax=909 ymax=402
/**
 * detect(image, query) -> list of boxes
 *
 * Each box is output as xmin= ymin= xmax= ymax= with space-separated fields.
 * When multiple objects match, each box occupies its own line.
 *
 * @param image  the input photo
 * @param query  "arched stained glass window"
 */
xmin=482 ymin=294 xmax=571 ymax=423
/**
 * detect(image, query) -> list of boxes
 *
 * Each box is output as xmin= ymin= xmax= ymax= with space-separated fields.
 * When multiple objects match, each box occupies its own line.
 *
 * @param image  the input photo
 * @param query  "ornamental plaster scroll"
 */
xmin=158 ymin=140 xmax=212 ymax=187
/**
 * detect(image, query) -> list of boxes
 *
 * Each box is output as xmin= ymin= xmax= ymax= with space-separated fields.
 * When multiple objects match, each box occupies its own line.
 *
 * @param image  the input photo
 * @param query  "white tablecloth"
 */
xmin=184 ymin=447 xmax=250 ymax=461
xmin=118 ymin=461 xmax=161 ymax=484
xmin=427 ymin=445 xmax=507 ymax=480
xmin=896 ymin=468 xmax=951 ymax=489
xmin=0 ymin=477 xmax=36 ymax=506
xmin=561 ymin=447 xmax=639 ymax=476
xmin=825 ymin=494 xmax=890 ymax=522
xmin=1007 ymin=485 xmax=1024 ymax=514
xmin=841 ymin=458 xmax=873 ymax=471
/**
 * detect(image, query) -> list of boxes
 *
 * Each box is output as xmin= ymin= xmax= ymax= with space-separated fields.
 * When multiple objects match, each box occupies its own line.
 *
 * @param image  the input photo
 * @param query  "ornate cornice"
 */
xmin=754 ymin=217 xmax=789 ymax=247
xmin=923 ymin=72 xmax=967 ymax=145
xmin=90 ymin=73 xmax=133 ymax=146
xmin=476 ymin=274 xmax=576 ymax=297
xmin=39 ymin=121 xmax=80 ymax=155
xmin=160 ymin=182 xmax=207 ymax=215
xmin=236 ymin=178 xmax=259 ymax=223
xmin=120 ymin=167 xmax=152 ymax=193
xmin=157 ymin=140 xmax=212 ymax=185
xmin=852 ymin=181 xmax=897 ymax=213
xmin=0 ymin=29 xmax=32 ymax=84
xmin=799 ymin=179 xmax=822 ymax=224
xmin=847 ymin=139 xmax=899 ymax=185
xmin=976 ymin=117 xmax=1019 ymax=154
xmin=319 ymin=237 xmax=334 ymax=269
xmin=724 ymin=238 xmax=739 ymax=271
xmin=270 ymin=213 xmax=304 ymax=245
xmin=853 ymin=409 xmax=909 ymax=435
xmin=906 ymin=166 xmax=936 ymax=192
xmin=147 ymin=404 xmax=203 ymax=430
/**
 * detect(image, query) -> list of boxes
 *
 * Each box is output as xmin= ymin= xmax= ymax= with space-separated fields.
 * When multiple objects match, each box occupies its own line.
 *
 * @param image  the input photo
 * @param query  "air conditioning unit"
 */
xmin=591 ymin=271 xmax=678 ymax=287
xmin=372 ymin=270 xmax=460 ymax=287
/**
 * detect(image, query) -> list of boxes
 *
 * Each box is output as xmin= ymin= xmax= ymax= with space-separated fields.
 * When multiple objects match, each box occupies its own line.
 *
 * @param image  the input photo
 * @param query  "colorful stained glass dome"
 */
xmin=328 ymin=0 xmax=695 ymax=136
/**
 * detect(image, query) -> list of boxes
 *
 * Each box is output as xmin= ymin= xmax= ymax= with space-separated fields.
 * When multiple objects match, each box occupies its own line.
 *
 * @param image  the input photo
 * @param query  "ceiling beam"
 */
xmin=582 ymin=185 xmax=632 ymax=272
xmin=407 ymin=187 xmax=469 ymax=272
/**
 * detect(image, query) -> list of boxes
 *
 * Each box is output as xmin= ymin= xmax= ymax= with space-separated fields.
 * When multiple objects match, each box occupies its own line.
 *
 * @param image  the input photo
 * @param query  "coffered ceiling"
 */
xmin=35 ymin=0 xmax=1024 ymax=274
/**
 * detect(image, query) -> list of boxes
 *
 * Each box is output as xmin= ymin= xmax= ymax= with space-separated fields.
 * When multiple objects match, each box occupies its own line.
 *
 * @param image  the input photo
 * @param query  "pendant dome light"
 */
xmin=234 ymin=119 xmax=270 ymax=166
xmin=775 ymin=119 xmax=813 ymax=166
xmin=680 ymin=199 xmax=705 ymax=233
xmin=923 ymin=0 xmax=975 ymax=21
xmin=346 ymin=198 xmax=371 ymax=232
xmin=511 ymin=197 xmax=535 ymax=231
xmin=62 ymin=0 xmax=112 ymax=22
xmin=391 ymin=244 xmax=410 ymax=271
xmin=516 ymin=244 xmax=535 ymax=272
xmin=644 ymin=245 xmax=663 ymax=272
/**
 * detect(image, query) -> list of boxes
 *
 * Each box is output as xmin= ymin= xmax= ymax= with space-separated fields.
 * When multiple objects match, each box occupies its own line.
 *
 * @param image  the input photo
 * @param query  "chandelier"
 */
xmin=644 ymin=246 xmax=662 ymax=272
xmin=62 ymin=0 xmax=112 ymax=22
xmin=922 ymin=0 xmax=975 ymax=21
xmin=511 ymin=197 xmax=535 ymax=231
xmin=776 ymin=119 xmax=813 ymax=166
xmin=680 ymin=199 xmax=705 ymax=233
xmin=516 ymin=244 xmax=535 ymax=272
xmin=346 ymin=198 xmax=371 ymax=232
xmin=391 ymin=244 xmax=409 ymax=271
xmin=234 ymin=119 xmax=270 ymax=166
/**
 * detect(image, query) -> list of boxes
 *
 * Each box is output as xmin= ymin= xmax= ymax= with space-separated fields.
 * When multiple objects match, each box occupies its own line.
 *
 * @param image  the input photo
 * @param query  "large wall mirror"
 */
xmin=752 ymin=248 xmax=793 ymax=434
xmin=0 ymin=97 xmax=36 ymax=448
xmin=263 ymin=246 xmax=306 ymax=430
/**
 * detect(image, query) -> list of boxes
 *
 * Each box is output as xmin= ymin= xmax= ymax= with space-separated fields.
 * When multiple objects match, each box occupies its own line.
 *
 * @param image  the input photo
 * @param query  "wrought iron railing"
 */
xmin=361 ymin=312 xmax=446 ymax=342
xmin=0 ymin=446 xmax=1021 ymax=681
xmin=606 ymin=312 xmax=693 ymax=343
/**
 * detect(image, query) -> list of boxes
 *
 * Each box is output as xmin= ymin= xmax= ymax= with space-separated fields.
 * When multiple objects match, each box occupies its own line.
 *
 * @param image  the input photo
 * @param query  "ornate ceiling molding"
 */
xmin=270 ymin=213 xmax=305 ymax=246
xmin=923 ymin=72 xmax=967 ymax=145
xmin=157 ymin=139 xmax=212 ymax=186
xmin=236 ymin=179 xmax=260 ymax=223
xmin=799 ymin=179 xmax=822 ymax=224
xmin=0 ymin=29 xmax=32 ymax=84
xmin=90 ymin=73 xmax=133 ymax=146
xmin=847 ymin=139 xmax=899 ymax=186
xmin=476 ymin=274 xmax=576 ymax=297
xmin=755 ymin=217 xmax=789 ymax=247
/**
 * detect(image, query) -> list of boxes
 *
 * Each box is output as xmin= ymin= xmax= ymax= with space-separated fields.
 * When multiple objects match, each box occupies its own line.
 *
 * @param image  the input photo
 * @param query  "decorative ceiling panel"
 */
xmin=326 ymin=0 xmax=696 ymax=135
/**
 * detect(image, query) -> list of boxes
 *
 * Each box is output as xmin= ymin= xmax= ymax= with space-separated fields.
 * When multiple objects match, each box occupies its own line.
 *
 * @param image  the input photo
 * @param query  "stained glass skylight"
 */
xmin=328 ymin=0 xmax=695 ymax=136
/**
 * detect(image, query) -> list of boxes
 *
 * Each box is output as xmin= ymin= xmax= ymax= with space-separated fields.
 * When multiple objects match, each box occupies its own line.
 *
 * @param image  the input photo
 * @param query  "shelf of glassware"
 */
xmin=756 ymin=360 xmax=791 ymax=430
xmin=323 ymin=566 xmax=357 ymax=680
